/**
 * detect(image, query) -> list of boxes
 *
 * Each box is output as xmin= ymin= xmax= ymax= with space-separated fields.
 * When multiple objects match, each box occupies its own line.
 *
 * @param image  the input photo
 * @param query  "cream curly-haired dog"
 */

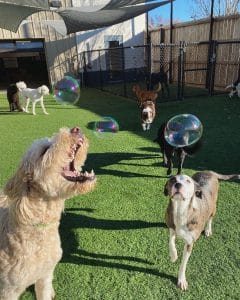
xmin=0 ymin=127 xmax=96 ymax=300
xmin=16 ymin=81 xmax=49 ymax=115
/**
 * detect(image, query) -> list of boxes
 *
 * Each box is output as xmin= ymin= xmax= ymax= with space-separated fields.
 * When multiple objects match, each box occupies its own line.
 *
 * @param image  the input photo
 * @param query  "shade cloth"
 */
xmin=0 ymin=0 xmax=173 ymax=35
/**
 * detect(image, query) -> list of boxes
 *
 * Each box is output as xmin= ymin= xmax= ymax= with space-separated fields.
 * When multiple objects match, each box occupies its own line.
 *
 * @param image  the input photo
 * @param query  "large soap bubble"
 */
xmin=94 ymin=117 xmax=119 ymax=139
xmin=54 ymin=76 xmax=80 ymax=105
xmin=164 ymin=114 xmax=203 ymax=147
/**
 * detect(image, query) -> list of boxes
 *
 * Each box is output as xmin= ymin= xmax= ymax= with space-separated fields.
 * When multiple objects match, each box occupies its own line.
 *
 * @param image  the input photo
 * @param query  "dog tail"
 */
xmin=183 ymin=139 xmax=202 ymax=156
xmin=211 ymin=172 xmax=240 ymax=181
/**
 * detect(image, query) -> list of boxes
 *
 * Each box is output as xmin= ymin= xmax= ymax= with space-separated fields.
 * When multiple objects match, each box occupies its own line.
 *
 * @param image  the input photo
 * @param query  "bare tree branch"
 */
xmin=190 ymin=0 xmax=240 ymax=19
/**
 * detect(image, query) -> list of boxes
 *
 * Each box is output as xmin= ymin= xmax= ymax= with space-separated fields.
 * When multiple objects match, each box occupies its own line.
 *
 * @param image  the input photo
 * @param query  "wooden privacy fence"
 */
xmin=150 ymin=14 xmax=240 ymax=91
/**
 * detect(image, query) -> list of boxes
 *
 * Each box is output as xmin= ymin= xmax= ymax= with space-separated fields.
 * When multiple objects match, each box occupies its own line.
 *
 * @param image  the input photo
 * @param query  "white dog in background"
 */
xmin=16 ymin=81 xmax=49 ymax=115
xmin=225 ymin=80 xmax=240 ymax=98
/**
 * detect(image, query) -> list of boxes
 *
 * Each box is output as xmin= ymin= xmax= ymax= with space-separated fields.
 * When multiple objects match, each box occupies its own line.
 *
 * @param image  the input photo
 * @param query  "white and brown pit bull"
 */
xmin=164 ymin=171 xmax=240 ymax=290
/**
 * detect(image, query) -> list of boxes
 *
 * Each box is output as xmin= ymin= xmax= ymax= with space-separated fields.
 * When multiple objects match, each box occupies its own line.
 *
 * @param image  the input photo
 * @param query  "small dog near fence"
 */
xmin=132 ymin=83 xmax=161 ymax=131
xmin=225 ymin=79 xmax=240 ymax=98
xmin=132 ymin=83 xmax=161 ymax=107
xmin=0 ymin=127 xmax=96 ymax=299
xmin=16 ymin=81 xmax=49 ymax=115
xmin=154 ymin=122 xmax=202 ymax=175
xmin=164 ymin=171 xmax=240 ymax=290
xmin=147 ymin=70 xmax=170 ymax=98
xmin=6 ymin=83 xmax=23 ymax=112
xmin=140 ymin=100 xmax=156 ymax=131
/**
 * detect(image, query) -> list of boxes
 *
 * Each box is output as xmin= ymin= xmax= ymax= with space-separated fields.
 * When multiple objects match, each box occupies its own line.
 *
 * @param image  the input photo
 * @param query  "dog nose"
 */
xmin=71 ymin=127 xmax=80 ymax=133
xmin=175 ymin=182 xmax=182 ymax=190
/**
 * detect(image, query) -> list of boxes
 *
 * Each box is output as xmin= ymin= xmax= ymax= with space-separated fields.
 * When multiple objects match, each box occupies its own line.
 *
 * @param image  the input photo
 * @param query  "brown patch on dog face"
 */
xmin=164 ymin=177 xmax=177 ymax=196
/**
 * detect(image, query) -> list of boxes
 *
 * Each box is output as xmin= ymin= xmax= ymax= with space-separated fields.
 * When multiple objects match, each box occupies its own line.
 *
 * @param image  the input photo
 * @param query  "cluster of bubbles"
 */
xmin=54 ymin=76 xmax=80 ymax=105
xmin=53 ymin=77 xmax=202 ymax=144
xmin=164 ymin=114 xmax=203 ymax=147
xmin=94 ymin=117 xmax=119 ymax=139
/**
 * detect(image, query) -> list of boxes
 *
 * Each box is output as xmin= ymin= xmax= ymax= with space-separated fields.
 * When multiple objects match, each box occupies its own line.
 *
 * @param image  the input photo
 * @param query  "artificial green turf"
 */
xmin=0 ymin=88 xmax=240 ymax=300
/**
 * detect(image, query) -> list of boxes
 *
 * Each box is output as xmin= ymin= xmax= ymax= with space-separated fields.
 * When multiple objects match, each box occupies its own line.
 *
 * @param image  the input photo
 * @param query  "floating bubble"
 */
xmin=94 ymin=117 xmax=119 ymax=138
xmin=54 ymin=76 xmax=80 ymax=105
xmin=164 ymin=114 xmax=203 ymax=147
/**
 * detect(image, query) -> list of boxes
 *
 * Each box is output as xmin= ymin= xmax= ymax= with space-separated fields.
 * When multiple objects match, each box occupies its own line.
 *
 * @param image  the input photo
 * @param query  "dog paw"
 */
xmin=205 ymin=229 xmax=212 ymax=237
xmin=44 ymin=112 xmax=49 ymax=115
xmin=178 ymin=278 xmax=188 ymax=291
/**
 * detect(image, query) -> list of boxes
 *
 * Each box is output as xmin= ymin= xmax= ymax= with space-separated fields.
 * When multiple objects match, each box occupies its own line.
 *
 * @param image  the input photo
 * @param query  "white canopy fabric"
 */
xmin=0 ymin=0 xmax=49 ymax=32
xmin=58 ymin=1 xmax=172 ymax=34
xmin=0 ymin=0 xmax=173 ymax=35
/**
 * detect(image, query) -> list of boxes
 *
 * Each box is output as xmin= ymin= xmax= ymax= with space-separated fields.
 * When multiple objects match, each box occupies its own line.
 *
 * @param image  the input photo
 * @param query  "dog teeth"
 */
xmin=90 ymin=169 xmax=94 ymax=175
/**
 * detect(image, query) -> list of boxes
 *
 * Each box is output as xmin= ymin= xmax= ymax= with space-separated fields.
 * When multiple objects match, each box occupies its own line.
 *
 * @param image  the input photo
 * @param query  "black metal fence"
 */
xmin=78 ymin=39 xmax=240 ymax=102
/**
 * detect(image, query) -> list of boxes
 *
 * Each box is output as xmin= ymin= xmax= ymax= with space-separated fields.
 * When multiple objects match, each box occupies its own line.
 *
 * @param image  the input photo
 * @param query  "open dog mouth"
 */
xmin=61 ymin=127 xmax=95 ymax=183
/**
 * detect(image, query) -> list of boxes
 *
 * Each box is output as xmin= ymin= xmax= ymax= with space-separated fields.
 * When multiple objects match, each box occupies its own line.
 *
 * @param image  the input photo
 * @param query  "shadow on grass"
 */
xmin=78 ymin=89 xmax=240 ymax=174
xmin=59 ymin=210 xmax=175 ymax=283
xmin=85 ymin=152 xmax=167 ymax=178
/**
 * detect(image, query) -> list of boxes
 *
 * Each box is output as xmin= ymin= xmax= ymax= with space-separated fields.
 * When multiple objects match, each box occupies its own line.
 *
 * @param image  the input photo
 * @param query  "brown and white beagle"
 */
xmin=140 ymin=100 xmax=156 ymax=131
xmin=164 ymin=172 xmax=240 ymax=290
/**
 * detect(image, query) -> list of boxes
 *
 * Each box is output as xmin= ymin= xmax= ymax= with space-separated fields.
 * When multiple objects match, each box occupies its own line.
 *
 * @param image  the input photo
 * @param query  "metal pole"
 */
xmin=170 ymin=0 xmax=173 ymax=44
xmin=146 ymin=11 xmax=152 ymax=90
xmin=209 ymin=0 xmax=215 ymax=42
xmin=206 ymin=0 xmax=215 ymax=90
xmin=169 ymin=0 xmax=173 ymax=83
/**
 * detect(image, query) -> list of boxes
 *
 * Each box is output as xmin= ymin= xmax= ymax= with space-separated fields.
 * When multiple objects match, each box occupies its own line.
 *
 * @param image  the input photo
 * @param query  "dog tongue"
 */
xmin=63 ymin=170 xmax=79 ymax=177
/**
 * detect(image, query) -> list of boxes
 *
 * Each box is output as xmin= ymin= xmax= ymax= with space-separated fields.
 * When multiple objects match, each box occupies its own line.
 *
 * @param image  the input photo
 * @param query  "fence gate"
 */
xmin=182 ymin=41 xmax=210 ymax=98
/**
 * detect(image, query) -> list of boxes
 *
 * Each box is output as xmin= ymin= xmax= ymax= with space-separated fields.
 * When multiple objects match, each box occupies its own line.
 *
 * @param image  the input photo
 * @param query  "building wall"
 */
xmin=75 ymin=15 xmax=146 ymax=72
xmin=0 ymin=0 xmax=78 ymax=87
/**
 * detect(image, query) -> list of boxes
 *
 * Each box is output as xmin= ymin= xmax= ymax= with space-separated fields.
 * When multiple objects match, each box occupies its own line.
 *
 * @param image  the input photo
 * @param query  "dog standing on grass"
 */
xmin=132 ymin=83 xmax=161 ymax=130
xmin=0 ymin=127 xmax=96 ymax=299
xmin=154 ymin=122 xmax=202 ymax=175
xmin=147 ymin=70 xmax=170 ymax=98
xmin=6 ymin=84 xmax=23 ymax=112
xmin=16 ymin=81 xmax=49 ymax=115
xmin=164 ymin=171 xmax=240 ymax=290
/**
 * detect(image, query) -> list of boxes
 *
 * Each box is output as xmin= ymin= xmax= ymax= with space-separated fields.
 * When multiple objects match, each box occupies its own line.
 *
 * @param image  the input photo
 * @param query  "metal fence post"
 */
xmin=121 ymin=46 xmax=127 ymax=97
xmin=177 ymin=41 xmax=184 ymax=100
xmin=98 ymin=49 xmax=103 ymax=90
xmin=208 ymin=40 xmax=217 ymax=96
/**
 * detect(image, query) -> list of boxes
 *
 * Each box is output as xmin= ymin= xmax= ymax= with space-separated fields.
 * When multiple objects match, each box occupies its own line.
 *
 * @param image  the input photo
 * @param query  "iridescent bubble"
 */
xmin=54 ymin=76 xmax=80 ymax=105
xmin=164 ymin=114 xmax=203 ymax=147
xmin=94 ymin=117 xmax=119 ymax=138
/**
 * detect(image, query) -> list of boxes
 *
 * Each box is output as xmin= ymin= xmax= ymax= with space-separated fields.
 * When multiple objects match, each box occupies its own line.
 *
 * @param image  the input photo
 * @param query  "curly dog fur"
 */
xmin=6 ymin=84 xmax=23 ymax=112
xmin=0 ymin=127 xmax=96 ymax=299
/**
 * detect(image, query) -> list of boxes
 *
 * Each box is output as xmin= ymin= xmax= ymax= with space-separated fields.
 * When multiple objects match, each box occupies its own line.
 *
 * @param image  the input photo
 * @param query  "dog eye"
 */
xmin=186 ymin=179 xmax=191 ymax=183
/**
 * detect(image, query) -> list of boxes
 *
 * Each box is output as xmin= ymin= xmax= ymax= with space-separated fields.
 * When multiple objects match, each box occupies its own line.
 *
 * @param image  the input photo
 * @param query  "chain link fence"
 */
xmin=78 ymin=40 xmax=240 ymax=102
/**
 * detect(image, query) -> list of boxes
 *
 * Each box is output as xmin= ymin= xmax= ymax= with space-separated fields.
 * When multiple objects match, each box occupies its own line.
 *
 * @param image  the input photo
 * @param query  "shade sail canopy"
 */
xmin=0 ymin=0 xmax=49 ymax=32
xmin=100 ymin=0 xmax=157 ymax=9
xmin=58 ymin=1 xmax=171 ymax=34
xmin=0 ymin=0 xmax=173 ymax=35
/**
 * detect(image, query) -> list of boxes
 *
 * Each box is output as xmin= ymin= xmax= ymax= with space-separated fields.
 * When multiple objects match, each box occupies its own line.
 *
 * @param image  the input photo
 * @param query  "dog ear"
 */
xmin=194 ymin=182 xmax=202 ymax=198
xmin=37 ymin=86 xmax=43 ymax=93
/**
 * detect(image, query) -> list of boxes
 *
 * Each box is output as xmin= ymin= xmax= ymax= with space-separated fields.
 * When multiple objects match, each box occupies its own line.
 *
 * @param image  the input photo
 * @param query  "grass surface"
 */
xmin=0 ymin=89 xmax=240 ymax=300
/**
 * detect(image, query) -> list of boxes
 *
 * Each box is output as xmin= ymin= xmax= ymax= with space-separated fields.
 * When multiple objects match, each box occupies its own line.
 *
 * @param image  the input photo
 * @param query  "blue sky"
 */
xmin=149 ymin=0 xmax=193 ymax=23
